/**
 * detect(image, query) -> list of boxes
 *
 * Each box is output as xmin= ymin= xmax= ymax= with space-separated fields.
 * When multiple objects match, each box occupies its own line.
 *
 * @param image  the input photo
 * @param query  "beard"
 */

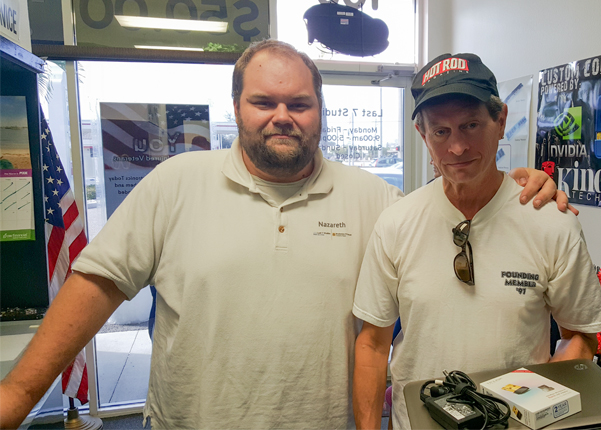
xmin=237 ymin=119 xmax=321 ymax=179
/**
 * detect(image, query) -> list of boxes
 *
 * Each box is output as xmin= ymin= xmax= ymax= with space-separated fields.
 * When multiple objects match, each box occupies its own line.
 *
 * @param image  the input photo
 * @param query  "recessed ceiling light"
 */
xmin=134 ymin=45 xmax=205 ymax=52
xmin=115 ymin=15 xmax=228 ymax=32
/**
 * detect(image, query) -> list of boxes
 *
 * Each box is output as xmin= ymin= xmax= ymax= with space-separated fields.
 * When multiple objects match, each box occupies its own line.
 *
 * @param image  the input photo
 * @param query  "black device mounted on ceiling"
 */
xmin=303 ymin=2 xmax=389 ymax=57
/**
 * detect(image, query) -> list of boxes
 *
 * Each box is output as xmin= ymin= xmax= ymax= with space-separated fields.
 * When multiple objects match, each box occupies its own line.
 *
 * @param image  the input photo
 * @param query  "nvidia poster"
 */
xmin=100 ymin=103 xmax=210 ymax=217
xmin=535 ymin=54 xmax=601 ymax=207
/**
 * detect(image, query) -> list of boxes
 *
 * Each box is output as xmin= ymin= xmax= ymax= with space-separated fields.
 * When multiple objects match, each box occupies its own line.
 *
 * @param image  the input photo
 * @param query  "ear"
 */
xmin=497 ymin=104 xmax=508 ymax=139
xmin=415 ymin=123 xmax=427 ymax=141
xmin=233 ymin=100 xmax=241 ymax=123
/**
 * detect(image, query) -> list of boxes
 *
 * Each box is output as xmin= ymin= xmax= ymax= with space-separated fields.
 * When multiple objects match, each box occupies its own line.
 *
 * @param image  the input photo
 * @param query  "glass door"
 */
xmin=321 ymin=72 xmax=413 ymax=192
xmin=76 ymin=61 xmax=236 ymax=411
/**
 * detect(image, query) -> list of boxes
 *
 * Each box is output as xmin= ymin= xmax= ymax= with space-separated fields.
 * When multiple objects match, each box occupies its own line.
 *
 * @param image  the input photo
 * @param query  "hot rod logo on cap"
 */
xmin=422 ymin=57 xmax=470 ymax=86
xmin=411 ymin=53 xmax=499 ymax=119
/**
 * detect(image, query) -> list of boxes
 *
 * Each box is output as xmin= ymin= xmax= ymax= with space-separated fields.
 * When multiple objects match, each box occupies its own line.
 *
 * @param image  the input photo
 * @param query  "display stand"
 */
xmin=0 ymin=35 xmax=49 ymax=317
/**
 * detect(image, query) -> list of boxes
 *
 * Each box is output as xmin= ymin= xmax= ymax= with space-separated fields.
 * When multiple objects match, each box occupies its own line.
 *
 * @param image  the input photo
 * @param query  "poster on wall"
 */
xmin=0 ymin=96 xmax=35 ymax=241
xmin=535 ymin=54 xmax=601 ymax=207
xmin=100 ymin=102 xmax=210 ymax=217
xmin=496 ymin=76 xmax=532 ymax=172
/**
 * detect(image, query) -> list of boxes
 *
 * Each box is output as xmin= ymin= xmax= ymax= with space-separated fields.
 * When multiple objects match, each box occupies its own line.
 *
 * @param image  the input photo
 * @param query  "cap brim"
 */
xmin=411 ymin=83 xmax=493 ymax=119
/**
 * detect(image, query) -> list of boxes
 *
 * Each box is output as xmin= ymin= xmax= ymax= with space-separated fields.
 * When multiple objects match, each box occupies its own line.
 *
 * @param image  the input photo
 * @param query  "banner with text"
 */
xmin=100 ymin=102 xmax=210 ymax=217
xmin=0 ymin=0 xmax=31 ymax=51
xmin=74 ymin=0 xmax=268 ymax=49
xmin=535 ymin=54 xmax=601 ymax=207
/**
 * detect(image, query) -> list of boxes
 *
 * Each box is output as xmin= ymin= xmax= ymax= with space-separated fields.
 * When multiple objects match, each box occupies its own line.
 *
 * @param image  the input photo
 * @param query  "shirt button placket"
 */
xmin=275 ymin=206 xmax=288 ymax=251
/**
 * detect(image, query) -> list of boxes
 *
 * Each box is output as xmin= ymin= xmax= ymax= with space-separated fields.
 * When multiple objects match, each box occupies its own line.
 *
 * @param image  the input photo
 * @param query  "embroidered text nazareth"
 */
xmin=318 ymin=221 xmax=346 ymax=228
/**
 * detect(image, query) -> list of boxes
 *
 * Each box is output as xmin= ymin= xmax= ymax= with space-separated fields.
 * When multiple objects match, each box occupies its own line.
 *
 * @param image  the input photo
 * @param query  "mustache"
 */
xmin=262 ymin=127 xmax=303 ymax=139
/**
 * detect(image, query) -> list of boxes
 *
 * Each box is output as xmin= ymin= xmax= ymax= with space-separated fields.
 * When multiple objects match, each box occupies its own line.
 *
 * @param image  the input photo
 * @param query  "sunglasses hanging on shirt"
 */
xmin=452 ymin=220 xmax=475 ymax=285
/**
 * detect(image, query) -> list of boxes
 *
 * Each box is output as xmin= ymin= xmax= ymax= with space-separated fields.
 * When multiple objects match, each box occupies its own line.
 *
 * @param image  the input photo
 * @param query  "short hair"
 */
xmin=414 ymin=94 xmax=504 ymax=132
xmin=232 ymin=39 xmax=323 ymax=111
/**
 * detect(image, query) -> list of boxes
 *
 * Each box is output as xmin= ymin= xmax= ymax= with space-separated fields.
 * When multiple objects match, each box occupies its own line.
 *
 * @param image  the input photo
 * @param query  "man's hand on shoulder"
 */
xmin=550 ymin=328 xmax=597 ymax=362
xmin=508 ymin=167 xmax=578 ymax=215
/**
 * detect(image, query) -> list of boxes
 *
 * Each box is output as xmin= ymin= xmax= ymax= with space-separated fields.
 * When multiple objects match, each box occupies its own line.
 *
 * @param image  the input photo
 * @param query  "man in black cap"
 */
xmin=351 ymin=53 xmax=601 ymax=429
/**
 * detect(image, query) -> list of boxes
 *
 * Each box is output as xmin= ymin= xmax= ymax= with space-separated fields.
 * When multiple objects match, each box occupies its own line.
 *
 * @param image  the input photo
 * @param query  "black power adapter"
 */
xmin=420 ymin=370 xmax=510 ymax=430
xmin=424 ymin=392 xmax=485 ymax=429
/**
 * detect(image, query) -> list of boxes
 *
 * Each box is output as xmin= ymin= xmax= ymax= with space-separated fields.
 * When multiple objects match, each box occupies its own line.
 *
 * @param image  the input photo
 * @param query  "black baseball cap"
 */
xmin=411 ymin=53 xmax=499 ymax=119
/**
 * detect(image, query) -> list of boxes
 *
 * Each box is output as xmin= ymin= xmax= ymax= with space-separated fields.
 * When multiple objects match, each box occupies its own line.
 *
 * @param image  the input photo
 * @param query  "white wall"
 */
xmin=425 ymin=0 xmax=601 ymax=267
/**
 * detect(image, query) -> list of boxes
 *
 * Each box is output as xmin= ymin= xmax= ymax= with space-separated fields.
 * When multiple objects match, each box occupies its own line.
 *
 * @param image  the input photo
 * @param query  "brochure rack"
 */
xmin=1 ymin=35 xmax=49 ymax=317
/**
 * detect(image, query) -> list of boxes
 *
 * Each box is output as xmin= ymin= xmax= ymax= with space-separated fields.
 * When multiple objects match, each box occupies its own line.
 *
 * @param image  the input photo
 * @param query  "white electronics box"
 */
xmin=480 ymin=368 xmax=581 ymax=429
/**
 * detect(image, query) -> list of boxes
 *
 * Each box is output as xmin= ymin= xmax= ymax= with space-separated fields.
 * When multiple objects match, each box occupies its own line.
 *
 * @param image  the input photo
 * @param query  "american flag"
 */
xmin=41 ymin=113 xmax=89 ymax=404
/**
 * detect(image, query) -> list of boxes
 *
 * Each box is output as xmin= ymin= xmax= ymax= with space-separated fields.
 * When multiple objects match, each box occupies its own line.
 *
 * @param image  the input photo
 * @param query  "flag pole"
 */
xmin=64 ymin=397 xmax=103 ymax=430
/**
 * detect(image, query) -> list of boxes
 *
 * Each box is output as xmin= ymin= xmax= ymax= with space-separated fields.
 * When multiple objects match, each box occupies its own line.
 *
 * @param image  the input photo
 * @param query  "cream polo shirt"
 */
xmin=74 ymin=138 xmax=403 ymax=429
xmin=353 ymin=175 xmax=601 ymax=429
